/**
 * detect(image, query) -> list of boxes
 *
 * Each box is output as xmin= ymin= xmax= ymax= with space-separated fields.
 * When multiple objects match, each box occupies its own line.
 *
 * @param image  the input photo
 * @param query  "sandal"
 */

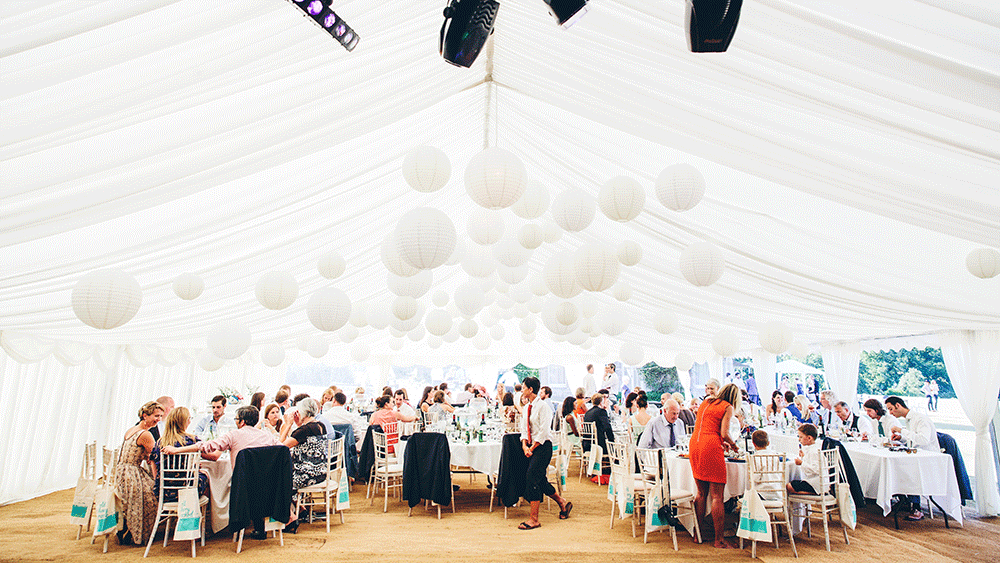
xmin=559 ymin=501 xmax=573 ymax=519
xmin=518 ymin=521 xmax=541 ymax=530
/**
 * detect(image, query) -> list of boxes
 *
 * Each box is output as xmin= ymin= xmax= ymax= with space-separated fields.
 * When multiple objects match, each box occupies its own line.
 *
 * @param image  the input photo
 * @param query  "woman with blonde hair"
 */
xmin=149 ymin=407 xmax=217 ymax=502
xmin=688 ymin=384 xmax=741 ymax=549
xmin=112 ymin=401 xmax=163 ymax=546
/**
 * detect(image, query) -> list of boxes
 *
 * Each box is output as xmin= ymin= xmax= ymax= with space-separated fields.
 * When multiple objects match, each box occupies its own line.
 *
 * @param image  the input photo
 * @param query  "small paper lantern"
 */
xmin=459 ymin=319 xmax=479 ymax=338
xmin=307 ymin=287 xmax=352 ymax=332
xmin=462 ymin=251 xmax=496 ymax=278
xmin=567 ymin=331 xmax=588 ymax=346
xmin=521 ymin=331 xmax=536 ymax=343
xmin=598 ymin=304 xmax=629 ymax=336
xmin=551 ymin=189 xmax=596 ymax=232
xmin=389 ymin=326 xmax=406 ymax=338
xmin=425 ymin=309 xmax=453 ymax=336
xmin=653 ymin=309 xmax=678 ymax=334
xmin=446 ymin=239 xmax=465 ymax=266
xmin=392 ymin=296 xmax=419 ymax=321
xmin=464 ymin=147 xmax=527 ymax=209
xmin=442 ymin=327 xmax=460 ymax=343
xmin=675 ymin=353 xmax=694 ymax=372
xmin=432 ymin=290 xmax=449 ymax=308
xmin=758 ymin=321 xmax=793 ymax=355
xmin=617 ymin=240 xmax=642 ymax=267
xmin=402 ymin=146 xmax=451 ymax=193
xmin=490 ymin=324 xmax=505 ymax=341
xmin=789 ymin=341 xmax=810 ymax=360
xmin=496 ymin=293 xmax=515 ymax=310
xmin=395 ymin=207 xmax=456 ymax=270
xmin=544 ymin=252 xmax=581 ymax=299
xmin=317 ymin=251 xmax=346 ymax=279
xmin=519 ymin=316 xmax=536 ymax=334
xmin=656 ymin=163 xmax=705 ymax=211
xmin=339 ymin=325 xmax=359 ymax=343
xmin=575 ymin=244 xmax=620 ymax=292
xmin=467 ymin=208 xmax=505 ymax=246
xmin=198 ymin=349 xmax=224 ymax=372
xmin=542 ymin=303 xmax=578 ymax=336
xmin=528 ymin=297 xmax=544 ymax=313
xmin=612 ymin=280 xmax=632 ymax=302
xmin=381 ymin=234 xmax=420 ymax=277
xmin=351 ymin=342 xmax=370 ymax=362
xmin=389 ymin=337 xmax=405 ymax=351
xmin=455 ymin=281 xmax=486 ymax=317
xmin=511 ymin=286 xmax=532 ymax=304
xmin=349 ymin=302 xmax=368 ymax=328
xmin=578 ymin=319 xmax=593 ymax=334
xmin=473 ymin=332 xmax=492 ymax=350
xmin=513 ymin=303 xmax=529 ymax=318
xmin=621 ymin=342 xmax=644 ymax=366
xmin=307 ymin=336 xmax=329 ymax=358
xmin=518 ymin=224 xmax=544 ymax=250
xmin=260 ymin=343 xmax=286 ymax=367
xmin=173 ymin=273 xmax=204 ymax=300
xmin=427 ymin=335 xmax=443 ymax=349
xmin=296 ymin=335 xmax=310 ymax=351
xmin=712 ymin=330 xmax=739 ymax=357
xmin=679 ymin=241 xmax=725 ymax=287
xmin=409 ymin=325 xmax=426 ymax=341
xmin=387 ymin=269 xmax=433 ymax=298
xmin=207 ymin=321 xmax=252 ymax=360
xmin=478 ymin=273 xmax=498 ymax=292
xmin=497 ymin=265 xmax=529 ymax=285
xmin=599 ymin=176 xmax=645 ymax=222
xmin=577 ymin=294 xmax=598 ymax=319
xmin=555 ymin=301 xmax=579 ymax=326
xmin=966 ymin=248 xmax=1000 ymax=278
xmin=493 ymin=238 xmax=532 ymax=268
xmin=529 ymin=274 xmax=549 ymax=297
xmin=256 ymin=271 xmax=298 ymax=310
xmin=511 ymin=179 xmax=549 ymax=219
xmin=72 ymin=269 xmax=142 ymax=330
xmin=542 ymin=221 xmax=562 ymax=244
xmin=367 ymin=302 xmax=391 ymax=330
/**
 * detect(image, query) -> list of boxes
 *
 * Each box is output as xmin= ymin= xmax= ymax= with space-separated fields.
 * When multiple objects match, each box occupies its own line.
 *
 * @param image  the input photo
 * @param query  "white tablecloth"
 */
xmin=663 ymin=450 xmax=747 ymax=531
xmin=761 ymin=427 xmax=800 ymax=457
xmin=398 ymin=439 xmax=503 ymax=477
xmin=201 ymin=457 xmax=233 ymax=534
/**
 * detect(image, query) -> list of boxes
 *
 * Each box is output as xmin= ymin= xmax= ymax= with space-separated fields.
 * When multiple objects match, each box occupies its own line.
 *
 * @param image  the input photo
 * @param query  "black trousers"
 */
xmin=524 ymin=440 xmax=555 ymax=503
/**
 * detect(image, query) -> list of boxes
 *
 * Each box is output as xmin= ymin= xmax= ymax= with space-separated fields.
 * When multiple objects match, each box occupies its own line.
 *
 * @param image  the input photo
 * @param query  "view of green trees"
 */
xmin=639 ymin=362 xmax=685 ymax=398
xmin=777 ymin=347 xmax=953 ymax=398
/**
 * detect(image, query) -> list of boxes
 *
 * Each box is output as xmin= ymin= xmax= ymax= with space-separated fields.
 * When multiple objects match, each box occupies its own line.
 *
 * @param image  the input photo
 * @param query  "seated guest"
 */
xmin=439 ymin=382 xmax=452 ymax=403
xmin=628 ymin=395 xmax=653 ymax=443
xmin=561 ymin=397 xmax=580 ymax=440
xmin=113 ymin=401 xmax=163 ymax=546
xmin=751 ymin=430 xmax=773 ymax=454
xmin=418 ymin=386 xmax=435 ymax=413
xmin=279 ymin=398 xmax=327 ymax=490
xmin=573 ymin=388 xmax=588 ymax=416
xmin=152 ymin=396 xmax=175 ymax=441
xmin=795 ymin=395 xmax=819 ymax=425
xmin=501 ymin=392 xmax=519 ymax=429
xmin=261 ymin=403 xmax=282 ymax=437
xmin=833 ymin=401 xmax=873 ymax=436
xmin=749 ymin=430 xmax=782 ymax=502
xmin=249 ymin=392 xmax=266 ymax=413
xmin=166 ymin=406 xmax=279 ymax=470
xmin=428 ymin=390 xmax=455 ymax=418
xmin=393 ymin=389 xmax=417 ymax=434
xmin=624 ymin=391 xmax=639 ymax=415
xmin=370 ymin=395 xmax=401 ymax=453
xmin=783 ymin=391 xmax=804 ymax=423
xmin=886 ymin=396 xmax=939 ymax=520
xmin=639 ymin=398 xmax=686 ymax=449
xmin=816 ymin=390 xmax=837 ymax=430
xmin=454 ymin=383 xmax=474 ymax=404
xmin=324 ymin=392 xmax=367 ymax=447
xmin=765 ymin=390 xmax=784 ymax=425
xmin=740 ymin=389 xmax=765 ymax=426
xmin=672 ymin=392 xmax=696 ymax=428
xmin=320 ymin=387 xmax=337 ymax=412
xmin=194 ymin=395 xmax=228 ymax=439
xmin=275 ymin=386 xmax=292 ymax=414
xmin=787 ymin=423 xmax=822 ymax=495
xmin=583 ymin=394 xmax=616 ymax=480
xmin=149 ymin=407 xmax=217 ymax=502
xmin=863 ymin=398 xmax=897 ymax=439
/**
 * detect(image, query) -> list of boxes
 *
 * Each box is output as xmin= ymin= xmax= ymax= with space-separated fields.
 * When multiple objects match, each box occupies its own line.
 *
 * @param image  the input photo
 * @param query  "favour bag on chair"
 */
xmin=837 ymin=482 xmax=857 ymax=529
xmin=737 ymin=487 xmax=771 ymax=542
xmin=91 ymin=487 xmax=120 ymax=537
xmin=588 ymin=444 xmax=603 ymax=476
xmin=645 ymin=482 xmax=671 ymax=533
xmin=336 ymin=467 xmax=351 ymax=510
xmin=173 ymin=488 xmax=202 ymax=541
xmin=70 ymin=477 xmax=97 ymax=525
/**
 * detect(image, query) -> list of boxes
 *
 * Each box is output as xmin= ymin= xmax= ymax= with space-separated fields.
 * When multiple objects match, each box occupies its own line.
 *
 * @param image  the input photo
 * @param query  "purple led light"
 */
xmin=307 ymin=1 xmax=323 ymax=15
xmin=335 ymin=23 xmax=346 ymax=37
xmin=323 ymin=14 xmax=337 ymax=28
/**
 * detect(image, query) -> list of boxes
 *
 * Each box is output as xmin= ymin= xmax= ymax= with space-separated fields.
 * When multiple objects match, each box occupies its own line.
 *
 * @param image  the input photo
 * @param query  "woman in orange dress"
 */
xmin=688 ymin=383 xmax=740 ymax=549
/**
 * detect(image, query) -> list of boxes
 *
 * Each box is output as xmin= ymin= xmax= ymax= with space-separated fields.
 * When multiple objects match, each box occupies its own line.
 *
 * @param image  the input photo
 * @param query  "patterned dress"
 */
xmin=113 ymin=429 xmax=156 ymax=544
xmin=148 ymin=435 xmax=210 ymax=502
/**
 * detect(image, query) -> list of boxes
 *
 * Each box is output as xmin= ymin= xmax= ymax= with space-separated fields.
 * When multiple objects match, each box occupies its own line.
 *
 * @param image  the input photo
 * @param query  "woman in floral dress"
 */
xmin=112 ymin=401 xmax=163 ymax=545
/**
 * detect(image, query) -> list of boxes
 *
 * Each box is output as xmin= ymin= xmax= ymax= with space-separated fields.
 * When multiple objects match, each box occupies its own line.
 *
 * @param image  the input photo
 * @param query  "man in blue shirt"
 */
xmin=195 ymin=395 xmax=227 ymax=439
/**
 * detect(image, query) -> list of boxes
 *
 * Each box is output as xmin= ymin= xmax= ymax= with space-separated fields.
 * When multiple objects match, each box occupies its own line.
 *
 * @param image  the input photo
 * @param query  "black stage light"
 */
xmin=440 ymin=0 xmax=501 ymax=68
xmin=542 ymin=0 xmax=589 ymax=29
xmin=685 ymin=0 xmax=743 ymax=52
xmin=288 ymin=0 xmax=360 ymax=52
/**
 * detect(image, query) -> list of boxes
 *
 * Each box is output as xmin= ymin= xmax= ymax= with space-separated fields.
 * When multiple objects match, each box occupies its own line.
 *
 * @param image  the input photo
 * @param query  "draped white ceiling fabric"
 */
xmin=1 ymin=0 xmax=998 ymax=364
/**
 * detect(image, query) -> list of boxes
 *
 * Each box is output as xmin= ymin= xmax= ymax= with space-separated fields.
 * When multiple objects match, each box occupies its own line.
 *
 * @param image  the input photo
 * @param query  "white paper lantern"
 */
xmin=519 ymin=316 xmax=537 ymax=334
xmin=490 ymin=324 xmax=505 ymax=341
xmin=656 ymin=163 xmax=705 ymax=211
xmin=595 ymin=341 xmax=611 ymax=357
xmin=513 ymin=303 xmax=529 ymax=318
xmin=612 ymin=280 xmax=632 ymax=302
xmin=511 ymin=286 xmax=532 ymax=304
xmin=206 ymin=321 xmax=252 ymax=360
xmin=529 ymin=274 xmax=549 ymax=297
xmin=679 ymin=241 xmax=725 ymax=287
xmin=789 ymin=341 xmax=810 ymax=361
xmin=255 ymin=271 xmax=298 ymax=310
xmin=402 ymin=146 xmax=451 ymax=193
xmin=446 ymin=239 xmax=465 ymax=266
xmin=511 ymin=179 xmax=549 ymax=219
xmin=389 ymin=337 xmax=405 ymax=351
xmin=389 ymin=326 xmax=406 ymax=338
xmin=459 ymin=319 xmax=479 ymax=338
xmin=339 ymin=325 xmax=359 ymax=343
xmin=349 ymin=303 xmax=368 ymax=328
xmin=577 ymin=294 xmax=599 ymax=319
xmin=966 ymin=248 xmax=1000 ymax=278
xmin=173 ymin=273 xmax=204 ymax=300
xmin=497 ymin=265 xmax=529 ymax=285
xmin=455 ymin=281 xmax=486 ymax=317
xmin=578 ymin=319 xmax=593 ymax=334
xmin=544 ymin=252 xmax=581 ymax=299
xmin=442 ymin=327 xmax=460 ymax=343
xmin=395 ymin=207 xmax=456 ymax=270
xmin=408 ymin=325 xmax=426 ymax=341
xmin=471 ymin=331 xmax=490 ymax=350
xmin=198 ymin=349 xmax=224 ymax=372
xmin=381 ymin=234 xmax=420 ymax=277
xmin=260 ymin=343 xmax=285 ymax=367
xmin=496 ymin=293 xmax=515 ymax=310
xmin=555 ymin=301 xmax=579 ymax=326
xmin=307 ymin=287 xmax=352 ymax=332
xmin=317 ymin=251 xmax=346 ymax=279
xmin=528 ymin=297 xmax=544 ymax=313
xmin=567 ymin=331 xmax=588 ymax=346
xmin=478 ymin=273 xmax=498 ymax=292
xmin=543 ymin=306 xmax=578 ymax=336
xmin=617 ymin=240 xmax=642 ymax=267
xmin=481 ymin=308 xmax=499 ymax=327
xmin=425 ymin=309 xmax=453 ymax=337
xmin=351 ymin=342 xmax=370 ymax=362
xmin=621 ymin=343 xmax=645 ymax=366
xmin=72 ymin=269 xmax=142 ymax=330
xmin=493 ymin=237 xmax=532 ymax=268
xmin=367 ymin=302 xmax=391 ymax=330
xmin=575 ymin=244 xmax=620 ymax=292
xmin=462 ymin=251 xmax=496 ymax=278
xmin=521 ymin=331 xmax=536 ymax=343
xmin=518 ymin=224 xmax=544 ymax=250
xmin=598 ymin=304 xmax=629 ymax=336
xmin=551 ymin=189 xmax=596 ymax=232
xmin=392 ymin=296 xmax=419 ymax=321
xmin=427 ymin=335 xmax=444 ymax=349
xmin=432 ymin=290 xmax=449 ymax=308
xmin=675 ymin=353 xmax=694 ymax=372
xmin=653 ymin=309 xmax=678 ymax=334
xmin=465 ymin=147 xmax=527 ymax=210
xmin=296 ymin=335 xmax=310 ymax=351
xmin=542 ymin=221 xmax=562 ymax=244
xmin=712 ymin=330 xmax=739 ymax=357
xmin=307 ymin=336 xmax=329 ymax=358
xmin=467 ymin=208 xmax=505 ymax=246
xmin=599 ymin=176 xmax=645 ymax=222
xmin=387 ymin=269 xmax=433 ymax=298
xmin=758 ymin=321 xmax=793 ymax=355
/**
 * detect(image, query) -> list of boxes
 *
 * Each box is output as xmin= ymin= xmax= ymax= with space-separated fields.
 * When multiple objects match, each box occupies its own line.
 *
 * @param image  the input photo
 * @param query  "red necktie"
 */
xmin=526 ymin=403 xmax=532 ymax=444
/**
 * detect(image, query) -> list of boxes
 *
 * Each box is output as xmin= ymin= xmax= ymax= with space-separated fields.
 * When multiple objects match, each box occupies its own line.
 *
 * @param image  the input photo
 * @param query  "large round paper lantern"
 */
xmin=759 ymin=321 xmax=793 ymax=355
xmin=529 ymin=274 xmax=549 ymax=297
xmin=349 ymin=303 xmax=368 ymax=328
xmin=621 ymin=343 xmax=644 ymax=366
xmin=653 ymin=309 xmax=678 ymax=334
xmin=493 ymin=238 xmax=532 ymax=268
xmin=497 ymin=265 xmax=529 ymax=285
xmin=455 ymin=281 xmax=486 ymax=317
xmin=675 ymin=353 xmax=694 ymax=372
xmin=467 ymin=208 xmax=505 ymax=246
xmin=296 ymin=336 xmax=310 ymax=351
xmin=511 ymin=179 xmax=549 ymax=219
xmin=542 ymin=221 xmax=562 ymax=244
xmin=519 ymin=316 xmax=536 ymax=334
xmin=173 ymin=273 xmax=204 ymax=300
xmin=425 ymin=309 xmax=452 ymax=337
xmin=656 ymin=163 xmax=705 ymax=211
xmin=307 ymin=287 xmax=352 ymax=332
xmin=389 ymin=337 xmax=405 ymax=351
xmin=518 ymin=224 xmax=544 ymax=250
xmin=387 ymin=269 xmax=433 ymax=298
xmin=339 ymin=325 xmax=359 ymax=343
xmin=555 ymin=301 xmax=579 ymax=326
xmin=381 ymin=234 xmax=420 ymax=277
xmin=617 ymin=240 xmax=642 ymax=267
xmin=367 ymin=302 xmax=391 ymax=330
xmin=490 ymin=324 xmax=505 ymax=341
xmin=612 ymin=280 xmax=632 ymax=302
xmin=544 ymin=252 xmax=581 ymax=299
xmin=432 ymin=290 xmax=449 ymax=308
xmin=567 ymin=330 xmax=588 ymax=346
xmin=260 ymin=343 xmax=285 ymax=367
xmin=679 ymin=241 xmax=725 ymax=287
xmin=72 ymin=269 xmax=142 ymax=329
xmin=446 ymin=239 xmax=465 ymax=266
xmin=402 ymin=146 xmax=451 ymax=193
xmin=598 ymin=304 xmax=629 ymax=336
xmin=462 ymin=251 xmax=496 ymax=278
xmin=317 ymin=251 xmax=346 ymax=279
xmin=198 ymin=349 xmax=224 ymax=372
xmin=575 ymin=244 xmax=620 ymax=292
xmin=464 ymin=147 xmax=527 ymax=209
xmin=392 ymin=296 xmax=419 ymax=321
xmin=712 ymin=330 xmax=739 ymax=357
xmin=395 ymin=207 xmax=456 ymax=270
xmin=789 ymin=341 xmax=810 ymax=361
xmin=551 ymin=189 xmax=596 ymax=232
xmin=351 ymin=342 xmax=370 ymax=363
xmin=599 ymin=176 xmax=645 ymax=222
xmin=459 ymin=319 xmax=479 ymax=338
xmin=256 ymin=271 xmax=298 ymax=310
xmin=207 ymin=321 xmax=252 ymax=360
xmin=307 ymin=336 xmax=329 ymax=358
xmin=966 ymin=248 xmax=1000 ymax=278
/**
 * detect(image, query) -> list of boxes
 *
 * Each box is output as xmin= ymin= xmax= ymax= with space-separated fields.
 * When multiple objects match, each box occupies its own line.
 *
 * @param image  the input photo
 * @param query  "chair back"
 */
xmin=81 ymin=441 xmax=98 ymax=480
xmin=635 ymin=447 xmax=662 ymax=488
xmin=748 ymin=453 xmax=787 ymax=499
xmin=328 ymin=435 xmax=345 ymax=475
xmin=157 ymin=452 xmax=201 ymax=504
xmin=373 ymin=429 xmax=394 ymax=466
xmin=606 ymin=441 xmax=630 ymax=478
xmin=580 ymin=421 xmax=597 ymax=441
xmin=102 ymin=446 xmax=118 ymax=481
xmin=818 ymin=448 xmax=841 ymax=496
xmin=685 ymin=424 xmax=695 ymax=435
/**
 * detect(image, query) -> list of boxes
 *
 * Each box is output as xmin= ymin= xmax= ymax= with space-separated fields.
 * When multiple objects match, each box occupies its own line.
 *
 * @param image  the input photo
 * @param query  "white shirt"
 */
xmin=872 ymin=413 xmax=898 ymax=438
xmin=838 ymin=413 xmax=873 ymax=437
xmin=582 ymin=372 xmax=597 ymax=396
xmin=323 ymin=405 xmax=368 ymax=445
xmin=901 ymin=409 xmax=939 ymax=451
xmin=798 ymin=442 xmax=824 ymax=494
xmin=521 ymin=396 xmax=553 ymax=446
xmin=454 ymin=391 xmax=473 ymax=404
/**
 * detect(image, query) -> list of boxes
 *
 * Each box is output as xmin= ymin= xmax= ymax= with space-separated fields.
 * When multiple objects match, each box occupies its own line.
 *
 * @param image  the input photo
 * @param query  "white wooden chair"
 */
xmin=76 ymin=442 xmax=98 ymax=540
xmin=296 ymin=436 xmax=346 ymax=532
xmin=637 ymin=448 xmax=700 ymax=549
xmin=144 ymin=452 xmax=209 ymax=558
xmin=742 ymin=453 xmax=797 ymax=558
xmin=369 ymin=426 xmax=403 ymax=512
xmin=579 ymin=421 xmax=610 ymax=482
xmin=606 ymin=441 xmax=644 ymax=537
xmin=787 ymin=448 xmax=850 ymax=551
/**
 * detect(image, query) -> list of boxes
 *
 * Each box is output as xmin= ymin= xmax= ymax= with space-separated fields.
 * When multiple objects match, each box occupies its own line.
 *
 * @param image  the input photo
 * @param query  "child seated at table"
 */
xmin=787 ymin=423 xmax=822 ymax=495
xmin=749 ymin=430 xmax=783 ymax=502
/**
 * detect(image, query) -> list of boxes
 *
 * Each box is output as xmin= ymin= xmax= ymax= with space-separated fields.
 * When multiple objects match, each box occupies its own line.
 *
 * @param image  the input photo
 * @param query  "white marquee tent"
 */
xmin=1 ymin=1 xmax=998 ymax=510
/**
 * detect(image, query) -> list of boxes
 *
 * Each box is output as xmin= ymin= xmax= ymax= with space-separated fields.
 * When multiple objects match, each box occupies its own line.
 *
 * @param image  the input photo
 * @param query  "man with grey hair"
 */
xmin=816 ymin=390 xmax=838 ymax=431
xmin=165 ymin=406 xmax=279 ymax=469
xmin=639 ymin=399 xmax=687 ymax=449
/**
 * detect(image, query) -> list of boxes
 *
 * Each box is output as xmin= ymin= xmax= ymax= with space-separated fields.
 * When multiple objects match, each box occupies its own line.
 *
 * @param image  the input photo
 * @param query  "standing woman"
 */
xmin=113 ymin=401 xmax=163 ymax=546
xmin=689 ymin=384 xmax=741 ymax=549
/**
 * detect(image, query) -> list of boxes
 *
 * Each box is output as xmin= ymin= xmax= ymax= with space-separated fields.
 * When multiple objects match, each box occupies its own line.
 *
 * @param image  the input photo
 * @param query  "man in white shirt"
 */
xmin=816 ymin=390 xmax=837 ymax=431
xmin=393 ymin=389 xmax=417 ymax=435
xmin=603 ymin=363 xmax=621 ymax=400
xmin=582 ymin=364 xmax=597 ymax=397
xmin=323 ymin=392 xmax=368 ymax=451
xmin=885 ymin=396 xmax=940 ymax=520
xmin=833 ymin=401 xmax=873 ymax=437
xmin=639 ymin=399 xmax=686 ymax=449
xmin=518 ymin=376 xmax=572 ymax=530
xmin=454 ymin=383 xmax=474 ymax=404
